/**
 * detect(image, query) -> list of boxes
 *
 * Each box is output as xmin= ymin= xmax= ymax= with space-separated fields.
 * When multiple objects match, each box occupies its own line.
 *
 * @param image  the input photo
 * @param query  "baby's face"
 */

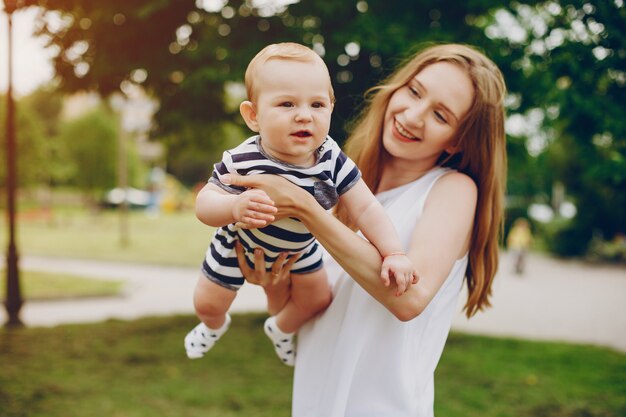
xmin=253 ymin=58 xmax=333 ymax=167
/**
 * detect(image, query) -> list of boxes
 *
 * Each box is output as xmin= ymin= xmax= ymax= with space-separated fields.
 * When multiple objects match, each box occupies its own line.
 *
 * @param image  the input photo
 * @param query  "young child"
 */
xmin=184 ymin=43 xmax=417 ymax=366
xmin=507 ymin=218 xmax=533 ymax=274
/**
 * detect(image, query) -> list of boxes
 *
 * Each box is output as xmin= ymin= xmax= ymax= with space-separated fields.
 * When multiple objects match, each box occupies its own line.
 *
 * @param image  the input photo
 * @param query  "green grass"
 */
xmin=5 ymin=209 xmax=211 ymax=266
xmin=1 ymin=314 xmax=625 ymax=417
xmin=0 ymin=269 xmax=124 ymax=300
xmin=437 ymin=334 xmax=626 ymax=416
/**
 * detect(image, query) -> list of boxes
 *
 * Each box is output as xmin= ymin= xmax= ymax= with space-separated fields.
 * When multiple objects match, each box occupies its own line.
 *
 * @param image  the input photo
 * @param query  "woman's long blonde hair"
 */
xmin=337 ymin=44 xmax=507 ymax=318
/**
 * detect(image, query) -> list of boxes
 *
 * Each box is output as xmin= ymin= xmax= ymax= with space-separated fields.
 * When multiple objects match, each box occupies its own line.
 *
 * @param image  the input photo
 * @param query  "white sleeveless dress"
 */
xmin=292 ymin=167 xmax=468 ymax=417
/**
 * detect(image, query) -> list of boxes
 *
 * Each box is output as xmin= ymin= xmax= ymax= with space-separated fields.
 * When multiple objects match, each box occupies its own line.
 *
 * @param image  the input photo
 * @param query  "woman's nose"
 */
xmin=404 ymin=104 xmax=426 ymax=129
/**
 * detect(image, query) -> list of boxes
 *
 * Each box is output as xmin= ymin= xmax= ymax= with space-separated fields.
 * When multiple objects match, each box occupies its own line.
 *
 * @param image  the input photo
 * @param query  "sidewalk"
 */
xmin=2 ymin=252 xmax=625 ymax=353
xmin=452 ymin=252 xmax=626 ymax=352
xmin=2 ymin=256 xmax=267 ymax=326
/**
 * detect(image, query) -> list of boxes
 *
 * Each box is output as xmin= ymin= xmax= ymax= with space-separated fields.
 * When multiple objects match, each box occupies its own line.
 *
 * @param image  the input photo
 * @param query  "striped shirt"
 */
xmin=202 ymin=135 xmax=361 ymax=289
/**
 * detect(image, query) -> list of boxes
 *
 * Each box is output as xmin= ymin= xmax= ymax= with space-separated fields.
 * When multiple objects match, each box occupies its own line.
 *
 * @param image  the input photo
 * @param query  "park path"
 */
xmin=2 ymin=252 xmax=625 ymax=353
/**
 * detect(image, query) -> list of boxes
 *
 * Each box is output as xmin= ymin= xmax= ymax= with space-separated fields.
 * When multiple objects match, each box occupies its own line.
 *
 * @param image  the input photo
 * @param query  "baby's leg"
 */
xmin=275 ymin=267 xmax=332 ymax=333
xmin=193 ymin=274 xmax=237 ymax=329
xmin=263 ymin=268 xmax=331 ymax=366
xmin=184 ymin=275 xmax=237 ymax=359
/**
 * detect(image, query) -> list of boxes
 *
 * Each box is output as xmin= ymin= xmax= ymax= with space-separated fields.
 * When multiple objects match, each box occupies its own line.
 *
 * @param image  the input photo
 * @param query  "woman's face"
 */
xmin=382 ymin=62 xmax=474 ymax=168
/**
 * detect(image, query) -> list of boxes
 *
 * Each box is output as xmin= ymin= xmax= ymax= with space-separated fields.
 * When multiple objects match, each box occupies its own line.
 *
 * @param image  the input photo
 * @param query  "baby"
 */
xmin=184 ymin=43 xmax=417 ymax=366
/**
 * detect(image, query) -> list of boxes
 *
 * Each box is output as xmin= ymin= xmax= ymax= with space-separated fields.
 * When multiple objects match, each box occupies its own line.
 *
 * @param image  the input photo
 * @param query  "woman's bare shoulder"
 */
xmin=432 ymin=171 xmax=477 ymax=202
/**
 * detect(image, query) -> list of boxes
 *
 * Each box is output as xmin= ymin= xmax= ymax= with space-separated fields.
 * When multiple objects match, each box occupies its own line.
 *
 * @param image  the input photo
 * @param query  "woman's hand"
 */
xmin=235 ymin=241 xmax=301 ymax=315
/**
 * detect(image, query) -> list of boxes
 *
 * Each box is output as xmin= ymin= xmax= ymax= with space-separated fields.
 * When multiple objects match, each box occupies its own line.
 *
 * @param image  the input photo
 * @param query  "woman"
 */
xmin=227 ymin=43 xmax=507 ymax=416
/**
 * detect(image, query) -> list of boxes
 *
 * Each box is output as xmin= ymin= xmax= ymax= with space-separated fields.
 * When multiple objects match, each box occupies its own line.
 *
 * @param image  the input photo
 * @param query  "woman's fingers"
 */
xmin=270 ymin=252 xmax=289 ymax=284
xmin=235 ymin=241 xmax=257 ymax=284
xmin=272 ymin=252 xmax=301 ymax=284
xmin=271 ymin=252 xmax=289 ymax=274
xmin=284 ymin=251 xmax=302 ymax=270
xmin=254 ymin=248 xmax=267 ymax=285
xmin=222 ymin=173 xmax=256 ymax=188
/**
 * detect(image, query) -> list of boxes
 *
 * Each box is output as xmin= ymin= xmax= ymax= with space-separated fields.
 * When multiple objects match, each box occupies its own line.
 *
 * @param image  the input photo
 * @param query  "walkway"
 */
xmin=2 ymin=252 xmax=625 ymax=352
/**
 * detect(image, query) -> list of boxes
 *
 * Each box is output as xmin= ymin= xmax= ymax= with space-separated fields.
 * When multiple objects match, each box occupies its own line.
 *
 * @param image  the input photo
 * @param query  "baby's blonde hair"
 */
xmin=244 ymin=42 xmax=335 ymax=103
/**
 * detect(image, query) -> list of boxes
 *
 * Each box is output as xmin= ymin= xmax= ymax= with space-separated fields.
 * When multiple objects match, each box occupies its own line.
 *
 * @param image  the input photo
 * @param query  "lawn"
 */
xmin=1 ymin=313 xmax=625 ymax=417
xmin=3 ymin=208 xmax=626 ymax=416
xmin=0 ymin=269 xmax=124 ymax=300
xmin=6 ymin=209 xmax=210 ymax=266
xmin=1 ymin=209 xmax=200 ymax=301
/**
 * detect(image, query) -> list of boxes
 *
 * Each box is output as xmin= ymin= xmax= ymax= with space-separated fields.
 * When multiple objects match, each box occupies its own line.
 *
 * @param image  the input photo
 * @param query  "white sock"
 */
xmin=263 ymin=316 xmax=296 ymax=366
xmin=184 ymin=314 xmax=231 ymax=359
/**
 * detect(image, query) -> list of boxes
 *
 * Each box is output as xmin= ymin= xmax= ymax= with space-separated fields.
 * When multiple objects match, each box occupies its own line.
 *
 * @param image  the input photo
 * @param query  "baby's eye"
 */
xmin=279 ymin=102 xmax=294 ymax=107
xmin=311 ymin=102 xmax=326 ymax=108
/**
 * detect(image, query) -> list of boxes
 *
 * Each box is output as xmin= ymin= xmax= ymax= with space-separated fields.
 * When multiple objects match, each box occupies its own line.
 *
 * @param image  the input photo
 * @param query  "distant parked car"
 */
xmin=101 ymin=187 xmax=151 ymax=209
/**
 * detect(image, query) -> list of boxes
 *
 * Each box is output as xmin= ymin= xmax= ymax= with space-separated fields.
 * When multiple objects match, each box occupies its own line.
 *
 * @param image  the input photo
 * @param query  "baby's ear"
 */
xmin=240 ymin=101 xmax=260 ymax=132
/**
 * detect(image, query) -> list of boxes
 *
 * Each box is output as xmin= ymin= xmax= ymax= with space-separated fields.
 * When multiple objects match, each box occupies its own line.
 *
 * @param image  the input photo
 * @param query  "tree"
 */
xmin=0 ymin=87 xmax=64 ymax=192
xmin=26 ymin=0 xmax=626 ymax=255
xmin=20 ymin=87 xmax=71 ymax=188
xmin=56 ymin=106 xmax=118 ymax=204
xmin=483 ymin=1 xmax=626 ymax=254
xmin=28 ymin=0 xmax=507 ymax=176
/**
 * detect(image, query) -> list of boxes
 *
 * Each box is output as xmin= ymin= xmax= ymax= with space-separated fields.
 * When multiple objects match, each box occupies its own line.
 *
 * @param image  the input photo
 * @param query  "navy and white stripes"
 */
xmin=202 ymin=135 xmax=361 ymax=289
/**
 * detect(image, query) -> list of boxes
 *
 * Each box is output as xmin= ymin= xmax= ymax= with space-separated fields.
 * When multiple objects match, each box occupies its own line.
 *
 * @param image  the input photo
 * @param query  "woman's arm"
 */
xmin=222 ymin=172 xmax=476 ymax=321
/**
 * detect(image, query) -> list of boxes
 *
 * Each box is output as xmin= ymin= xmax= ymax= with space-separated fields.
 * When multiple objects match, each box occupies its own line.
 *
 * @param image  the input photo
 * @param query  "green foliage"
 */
xmin=24 ymin=0 xmax=626 ymax=257
xmin=490 ymin=1 xmax=626 ymax=254
xmin=56 ymin=106 xmax=119 ymax=199
xmin=0 ymin=87 xmax=66 ymax=189
xmin=586 ymin=234 xmax=626 ymax=263
xmin=28 ymin=0 xmax=503 ymax=154
xmin=538 ymin=217 xmax=592 ymax=257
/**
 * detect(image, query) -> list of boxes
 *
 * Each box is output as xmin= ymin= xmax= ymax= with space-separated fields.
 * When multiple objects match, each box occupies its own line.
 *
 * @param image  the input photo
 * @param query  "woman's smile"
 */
xmin=393 ymin=118 xmax=420 ymax=142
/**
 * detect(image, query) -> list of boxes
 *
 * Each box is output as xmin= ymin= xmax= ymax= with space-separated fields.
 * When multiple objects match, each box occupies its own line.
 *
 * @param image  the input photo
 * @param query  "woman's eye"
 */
xmin=408 ymin=86 xmax=421 ymax=98
xmin=434 ymin=111 xmax=448 ymax=124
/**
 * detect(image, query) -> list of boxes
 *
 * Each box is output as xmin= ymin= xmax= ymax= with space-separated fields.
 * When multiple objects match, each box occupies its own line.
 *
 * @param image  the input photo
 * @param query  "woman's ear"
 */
xmin=445 ymin=140 xmax=462 ymax=155
xmin=240 ymin=101 xmax=260 ymax=132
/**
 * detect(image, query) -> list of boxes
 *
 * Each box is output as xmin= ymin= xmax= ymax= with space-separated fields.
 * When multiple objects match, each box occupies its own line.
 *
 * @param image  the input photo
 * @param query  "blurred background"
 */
xmin=1 ymin=2 xmax=625 ymax=416
xmin=0 ymin=0 xmax=624 ymax=262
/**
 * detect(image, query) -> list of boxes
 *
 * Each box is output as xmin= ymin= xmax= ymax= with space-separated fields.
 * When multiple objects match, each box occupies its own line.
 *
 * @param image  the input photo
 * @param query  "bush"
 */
xmin=586 ymin=234 xmax=626 ymax=264
xmin=538 ymin=218 xmax=592 ymax=257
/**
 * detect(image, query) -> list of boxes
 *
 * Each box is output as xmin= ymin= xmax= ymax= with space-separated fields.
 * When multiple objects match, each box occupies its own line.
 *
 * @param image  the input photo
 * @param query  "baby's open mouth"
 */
xmin=293 ymin=131 xmax=313 ymax=138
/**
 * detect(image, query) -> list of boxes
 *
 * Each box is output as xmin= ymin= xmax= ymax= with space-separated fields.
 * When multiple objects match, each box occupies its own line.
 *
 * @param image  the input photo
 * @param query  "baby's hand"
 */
xmin=232 ymin=189 xmax=277 ymax=229
xmin=381 ymin=253 xmax=419 ymax=297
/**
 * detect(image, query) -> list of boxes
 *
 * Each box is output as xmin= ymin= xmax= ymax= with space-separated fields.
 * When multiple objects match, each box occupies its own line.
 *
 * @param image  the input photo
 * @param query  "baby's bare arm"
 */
xmin=340 ymin=180 xmax=418 ymax=294
xmin=195 ymin=182 xmax=276 ymax=228
xmin=341 ymin=180 xmax=403 ymax=255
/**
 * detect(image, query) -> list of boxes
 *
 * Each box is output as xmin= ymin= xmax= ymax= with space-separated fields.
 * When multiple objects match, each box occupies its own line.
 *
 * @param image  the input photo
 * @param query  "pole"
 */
xmin=4 ymin=6 xmax=23 ymax=327
xmin=118 ymin=122 xmax=129 ymax=247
